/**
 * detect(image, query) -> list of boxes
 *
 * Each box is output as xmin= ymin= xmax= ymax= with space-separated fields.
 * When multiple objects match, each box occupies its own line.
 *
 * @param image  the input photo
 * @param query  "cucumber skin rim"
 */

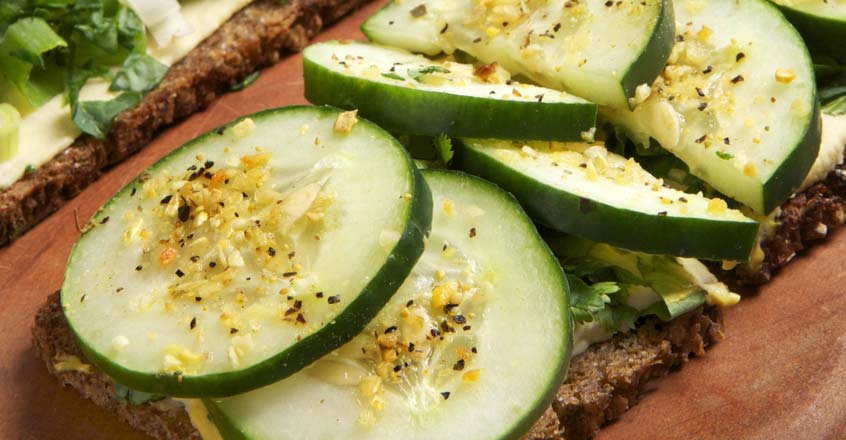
xmin=303 ymin=43 xmax=597 ymax=142
xmin=774 ymin=2 xmax=846 ymax=63
xmin=455 ymin=141 xmax=760 ymax=262
xmin=620 ymin=0 xmax=675 ymax=109
xmin=204 ymin=169 xmax=574 ymax=440
xmin=60 ymin=105 xmax=434 ymax=398
xmin=761 ymin=96 xmax=821 ymax=214
xmin=746 ymin=0 xmax=822 ymax=214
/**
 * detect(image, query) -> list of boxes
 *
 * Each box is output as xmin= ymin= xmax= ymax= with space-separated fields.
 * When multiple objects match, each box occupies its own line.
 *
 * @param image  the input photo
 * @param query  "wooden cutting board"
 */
xmin=1 ymin=2 xmax=845 ymax=439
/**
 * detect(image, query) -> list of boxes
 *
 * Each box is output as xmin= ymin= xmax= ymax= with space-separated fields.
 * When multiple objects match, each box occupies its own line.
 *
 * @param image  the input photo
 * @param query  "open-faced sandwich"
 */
xmin=31 ymin=0 xmax=846 ymax=439
xmin=0 ymin=0 xmax=372 ymax=246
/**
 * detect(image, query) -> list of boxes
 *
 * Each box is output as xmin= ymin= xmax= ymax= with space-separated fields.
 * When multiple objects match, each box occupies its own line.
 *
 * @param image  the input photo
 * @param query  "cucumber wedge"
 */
xmin=205 ymin=170 xmax=572 ymax=440
xmin=61 ymin=106 xmax=432 ymax=397
xmin=604 ymin=0 xmax=820 ymax=214
xmin=770 ymin=0 xmax=846 ymax=62
xmin=455 ymin=139 xmax=758 ymax=261
xmin=304 ymin=41 xmax=596 ymax=141
xmin=362 ymin=0 xmax=675 ymax=109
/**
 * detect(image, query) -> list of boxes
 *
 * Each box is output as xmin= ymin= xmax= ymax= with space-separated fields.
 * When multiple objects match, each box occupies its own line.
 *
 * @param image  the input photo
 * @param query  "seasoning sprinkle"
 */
xmin=230 ymin=328 xmax=239 ymax=334
xmin=160 ymin=195 xmax=173 ymax=204
xmin=327 ymin=295 xmax=341 ymax=304
xmin=441 ymin=391 xmax=451 ymax=400
xmin=268 ymin=247 xmax=276 ymax=257
xmin=190 ymin=317 xmax=197 ymax=330
xmin=453 ymin=359 xmax=465 ymax=371
xmin=175 ymin=269 xmax=185 ymax=278
xmin=469 ymin=227 xmax=477 ymax=238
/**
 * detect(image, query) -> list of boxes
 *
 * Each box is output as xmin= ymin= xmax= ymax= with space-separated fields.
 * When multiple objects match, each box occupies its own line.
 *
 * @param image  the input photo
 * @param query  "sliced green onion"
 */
xmin=0 ymin=103 xmax=21 ymax=162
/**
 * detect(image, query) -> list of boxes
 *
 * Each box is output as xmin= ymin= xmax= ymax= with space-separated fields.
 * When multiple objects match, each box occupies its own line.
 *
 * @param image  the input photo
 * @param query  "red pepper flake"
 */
xmin=285 ymin=308 xmax=298 ymax=316
xmin=190 ymin=317 xmax=197 ymax=329
xmin=453 ymin=359 xmax=465 ymax=371
xmin=293 ymin=300 xmax=303 ymax=310
xmin=296 ymin=313 xmax=306 ymax=324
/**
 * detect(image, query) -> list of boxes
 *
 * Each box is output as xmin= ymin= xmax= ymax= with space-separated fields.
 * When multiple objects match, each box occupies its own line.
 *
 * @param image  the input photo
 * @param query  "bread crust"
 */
xmin=33 ymin=292 xmax=722 ymax=440
xmin=0 ymin=0 xmax=370 ymax=246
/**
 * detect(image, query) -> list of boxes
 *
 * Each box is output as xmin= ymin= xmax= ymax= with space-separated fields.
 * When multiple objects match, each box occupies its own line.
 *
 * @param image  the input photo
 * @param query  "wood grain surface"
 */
xmin=1 ymin=2 xmax=845 ymax=439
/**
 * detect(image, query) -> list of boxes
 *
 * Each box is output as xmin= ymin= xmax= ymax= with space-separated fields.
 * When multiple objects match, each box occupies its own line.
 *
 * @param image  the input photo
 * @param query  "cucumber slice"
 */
xmin=303 ymin=41 xmax=596 ymax=141
xmin=61 ymin=106 xmax=432 ymax=397
xmin=362 ymin=0 xmax=674 ymax=109
xmin=604 ymin=0 xmax=820 ymax=214
xmin=770 ymin=0 xmax=846 ymax=62
xmin=455 ymin=139 xmax=758 ymax=261
xmin=205 ymin=170 xmax=572 ymax=440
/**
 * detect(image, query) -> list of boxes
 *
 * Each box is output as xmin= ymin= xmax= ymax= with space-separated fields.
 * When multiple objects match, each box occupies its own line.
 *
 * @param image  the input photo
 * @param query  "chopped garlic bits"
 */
xmin=121 ymin=146 xmax=338 ymax=370
xmin=307 ymin=227 xmax=490 ymax=424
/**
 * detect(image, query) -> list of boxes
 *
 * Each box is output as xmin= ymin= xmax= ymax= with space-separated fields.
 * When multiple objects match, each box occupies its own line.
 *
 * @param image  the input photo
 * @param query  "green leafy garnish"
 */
xmin=111 ymin=54 xmax=168 ymax=93
xmin=407 ymin=65 xmax=450 ymax=82
xmin=434 ymin=133 xmax=453 ymax=165
xmin=0 ymin=0 xmax=154 ymax=138
xmin=231 ymin=71 xmax=261 ymax=91
xmin=549 ymin=235 xmax=725 ymax=331
xmin=0 ymin=17 xmax=67 ymax=107
xmin=114 ymin=382 xmax=164 ymax=405
xmin=72 ymin=92 xmax=140 ymax=140
xmin=381 ymin=72 xmax=404 ymax=81
xmin=715 ymin=150 xmax=733 ymax=160
xmin=23 ymin=164 xmax=36 ymax=174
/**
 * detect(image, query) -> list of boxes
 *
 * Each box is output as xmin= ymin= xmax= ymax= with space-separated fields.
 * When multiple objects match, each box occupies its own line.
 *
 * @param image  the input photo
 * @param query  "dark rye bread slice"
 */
xmin=0 ymin=0 xmax=371 ymax=247
xmin=728 ymin=160 xmax=846 ymax=285
xmin=33 ymin=292 xmax=723 ymax=440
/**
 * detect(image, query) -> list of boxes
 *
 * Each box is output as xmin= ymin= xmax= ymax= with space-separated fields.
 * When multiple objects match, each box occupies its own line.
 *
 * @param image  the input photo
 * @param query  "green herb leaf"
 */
xmin=715 ymin=150 xmax=733 ymax=160
xmin=23 ymin=164 xmax=36 ymax=174
xmin=407 ymin=65 xmax=450 ymax=82
xmin=111 ymin=53 xmax=167 ymax=93
xmin=567 ymin=275 xmax=613 ymax=323
xmin=0 ymin=17 xmax=68 ymax=106
xmin=72 ymin=92 xmax=140 ymax=139
xmin=381 ymin=72 xmax=404 ymax=81
xmin=114 ymin=382 xmax=164 ymax=405
xmin=230 ymin=71 xmax=260 ymax=91
xmin=434 ymin=133 xmax=453 ymax=165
